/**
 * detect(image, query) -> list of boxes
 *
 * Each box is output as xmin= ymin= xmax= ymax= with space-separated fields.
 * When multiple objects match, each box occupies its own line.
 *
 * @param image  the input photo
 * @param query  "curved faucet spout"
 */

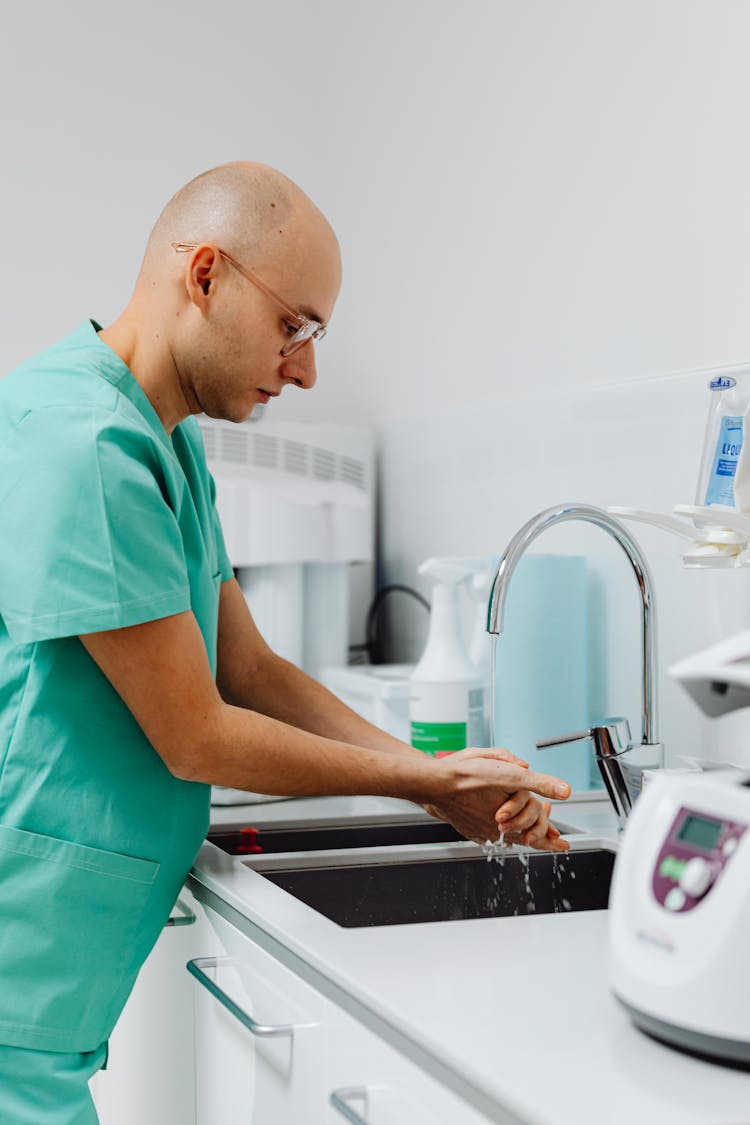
xmin=487 ymin=502 xmax=658 ymax=748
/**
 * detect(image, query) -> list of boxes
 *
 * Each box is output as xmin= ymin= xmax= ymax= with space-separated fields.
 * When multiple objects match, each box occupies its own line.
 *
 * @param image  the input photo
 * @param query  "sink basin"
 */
xmin=259 ymin=847 xmax=616 ymax=927
xmin=208 ymin=820 xmax=467 ymax=855
xmin=208 ymin=818 xmax=582 ymax=856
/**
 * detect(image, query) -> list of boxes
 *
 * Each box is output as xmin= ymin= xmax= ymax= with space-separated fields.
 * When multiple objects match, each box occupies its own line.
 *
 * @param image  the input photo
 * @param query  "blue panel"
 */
xmin=490 ymin=554 xmax=597 ymax=793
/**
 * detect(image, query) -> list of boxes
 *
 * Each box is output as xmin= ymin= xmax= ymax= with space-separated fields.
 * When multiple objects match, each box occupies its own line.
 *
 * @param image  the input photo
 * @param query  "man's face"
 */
xmin=176 ymin=217 xmax=341 ymax=423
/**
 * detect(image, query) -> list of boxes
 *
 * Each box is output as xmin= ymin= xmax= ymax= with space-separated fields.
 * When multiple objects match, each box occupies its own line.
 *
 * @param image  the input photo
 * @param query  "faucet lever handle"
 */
xmin=536 ymin=729 xmax=593 ymax=750
xmin=537 ymin=718 xmax=635 ymax=829
xmin=536 ymin=717 xmax=632 ymax=758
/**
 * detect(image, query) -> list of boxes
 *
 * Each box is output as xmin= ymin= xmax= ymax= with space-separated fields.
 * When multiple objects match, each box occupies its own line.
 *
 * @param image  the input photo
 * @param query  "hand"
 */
xmin=423 ymin=746 xmax=571 ymax=847
xmin=494 ymin=791 xmax=570 ymax=853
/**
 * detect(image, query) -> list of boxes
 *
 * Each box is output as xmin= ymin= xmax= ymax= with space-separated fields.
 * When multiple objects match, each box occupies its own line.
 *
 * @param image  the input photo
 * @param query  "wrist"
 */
xmin=390 ymin=753 xmax=445 ymax=805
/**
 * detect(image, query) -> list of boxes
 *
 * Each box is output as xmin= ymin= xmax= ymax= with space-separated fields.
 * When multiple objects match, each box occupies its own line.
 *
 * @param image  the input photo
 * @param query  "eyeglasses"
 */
xmin=172 ymin=242 xmax=327 ymax=357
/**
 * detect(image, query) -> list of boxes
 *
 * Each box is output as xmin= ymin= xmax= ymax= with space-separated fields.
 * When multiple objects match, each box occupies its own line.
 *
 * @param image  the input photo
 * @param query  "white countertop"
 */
xmin=191 ymin=794 xmax=750 ymax=1125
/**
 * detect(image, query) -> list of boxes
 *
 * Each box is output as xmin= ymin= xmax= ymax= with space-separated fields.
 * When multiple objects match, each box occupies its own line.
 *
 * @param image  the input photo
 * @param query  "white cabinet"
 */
xmin=94 ymin=889 xmax=497 ymax=1124
xmin=326 ymin=1003 xmax=493 ymax=1125
xmin=191 ymin=904 xmax=327 ymax=1124
xmin=91 ymin=885 xmax=215 ymax=1125
xmin=194 ymin=902 xmax=495 ymax=1125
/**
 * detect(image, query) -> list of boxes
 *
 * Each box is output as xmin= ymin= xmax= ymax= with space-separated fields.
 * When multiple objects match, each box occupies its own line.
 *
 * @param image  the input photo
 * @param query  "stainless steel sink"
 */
xmin=258 ymin=847 xmax=615 ymax=927
xmin=208 ymin=818 xmax=582 ymax=856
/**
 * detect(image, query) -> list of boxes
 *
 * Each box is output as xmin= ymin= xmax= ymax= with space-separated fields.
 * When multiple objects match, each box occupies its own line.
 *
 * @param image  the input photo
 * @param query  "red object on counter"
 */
xmin=235 ymin=826 xmax=263 ymax=854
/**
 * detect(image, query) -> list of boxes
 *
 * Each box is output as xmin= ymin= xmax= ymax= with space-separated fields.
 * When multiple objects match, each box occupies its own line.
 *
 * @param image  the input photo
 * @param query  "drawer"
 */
xmin=326 ymin=1003 xmax=497 ymax=1125
xmin=191 ymin=905 xmax=327 ymax=1125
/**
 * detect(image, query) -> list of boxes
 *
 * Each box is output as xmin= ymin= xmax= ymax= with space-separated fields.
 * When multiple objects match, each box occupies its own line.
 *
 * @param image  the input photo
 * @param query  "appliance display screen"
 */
xmin=677 ymin=813 xmax=723 ymax=851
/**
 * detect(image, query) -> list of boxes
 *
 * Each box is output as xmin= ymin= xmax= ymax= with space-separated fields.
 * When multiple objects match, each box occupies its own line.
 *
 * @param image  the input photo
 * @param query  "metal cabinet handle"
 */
xmin=330 ymin=1087 xmax=370 ymax=1124
xmin=187 ymin=955 xmax=298 ymax=1038
xmin=165 ymin=896 xmax=196 ymax=927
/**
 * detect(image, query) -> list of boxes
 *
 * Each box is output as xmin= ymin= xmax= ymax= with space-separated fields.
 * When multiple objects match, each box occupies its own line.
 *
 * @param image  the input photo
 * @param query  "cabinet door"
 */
xmin=192 ymin=905 xmax=327 ymax=1125
xmin=91 ymin=885 xmax=216 ymax=1125
xmin=326 ymin=1004 xmax=494 ymax=1125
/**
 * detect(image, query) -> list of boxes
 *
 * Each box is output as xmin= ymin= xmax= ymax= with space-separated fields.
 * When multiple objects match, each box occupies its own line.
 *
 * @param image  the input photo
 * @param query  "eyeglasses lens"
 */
xmin=282 ymin=322 xmax=326 ymax=357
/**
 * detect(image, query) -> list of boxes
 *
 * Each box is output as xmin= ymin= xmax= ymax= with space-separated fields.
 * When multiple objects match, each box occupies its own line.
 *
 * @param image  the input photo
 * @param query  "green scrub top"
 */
xmin=0 ymin=321 xmax=233 ymax=1053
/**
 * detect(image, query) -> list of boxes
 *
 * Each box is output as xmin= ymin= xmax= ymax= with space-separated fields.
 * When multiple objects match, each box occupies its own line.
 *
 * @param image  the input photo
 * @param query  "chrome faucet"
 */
xmin=487 ymin=503 xmax=664 ymax=829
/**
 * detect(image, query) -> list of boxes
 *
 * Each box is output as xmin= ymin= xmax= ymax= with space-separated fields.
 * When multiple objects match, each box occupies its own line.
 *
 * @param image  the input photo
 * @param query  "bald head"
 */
xmin=145 ymin=161 xmax=337 ymax=274
xmin=102 ymin=162 xmax=341 ymax=433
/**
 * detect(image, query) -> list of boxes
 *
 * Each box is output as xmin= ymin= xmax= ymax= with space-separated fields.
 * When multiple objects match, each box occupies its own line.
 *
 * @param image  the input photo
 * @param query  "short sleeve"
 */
xmin=0 ymin=406 xmax=192 ymax=644
xmin=173 ymin=416 xmax=233 ymax=585
xmin=208 ymin=469 xmax=234 ymax=584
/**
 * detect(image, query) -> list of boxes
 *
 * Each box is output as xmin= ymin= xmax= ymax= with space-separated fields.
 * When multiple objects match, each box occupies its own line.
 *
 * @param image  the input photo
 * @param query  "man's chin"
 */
xmin=209 ymin=403 xmax=259 ymax=424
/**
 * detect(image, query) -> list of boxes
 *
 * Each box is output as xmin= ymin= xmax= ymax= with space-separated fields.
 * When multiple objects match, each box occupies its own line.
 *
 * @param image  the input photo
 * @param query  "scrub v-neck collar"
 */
xmin=85 ymin=319 xmax=176 ymax=454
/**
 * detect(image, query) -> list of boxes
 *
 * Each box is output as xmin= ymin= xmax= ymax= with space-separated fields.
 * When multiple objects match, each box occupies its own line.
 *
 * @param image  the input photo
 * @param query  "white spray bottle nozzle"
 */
xmin=418 ymin=556 xmax=492 ymax=587
xmin=417 ymin=557 xmax=497 ymax=697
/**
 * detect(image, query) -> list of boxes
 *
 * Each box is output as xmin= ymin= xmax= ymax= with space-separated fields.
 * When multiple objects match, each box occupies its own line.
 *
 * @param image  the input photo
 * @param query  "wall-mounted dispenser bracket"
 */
xmin=608 ymin=505 xmax=750 ymax=569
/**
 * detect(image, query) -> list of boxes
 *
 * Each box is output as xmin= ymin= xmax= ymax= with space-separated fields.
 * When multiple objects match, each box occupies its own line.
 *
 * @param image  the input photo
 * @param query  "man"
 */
xmin=0 ymin=162 xmax=571 ymax=1122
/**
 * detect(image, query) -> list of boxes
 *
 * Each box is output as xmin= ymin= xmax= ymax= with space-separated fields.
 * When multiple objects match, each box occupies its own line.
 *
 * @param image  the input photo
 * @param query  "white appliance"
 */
xmin=319 ymin=664 xmax=414 ymax=744
xmin=668 ymin=628 xmax=750 ymax=721
xmin=609 ymin=767 xmax=750 ymax=1067
xmin=199 ymin=415 xmax=374 ymax=680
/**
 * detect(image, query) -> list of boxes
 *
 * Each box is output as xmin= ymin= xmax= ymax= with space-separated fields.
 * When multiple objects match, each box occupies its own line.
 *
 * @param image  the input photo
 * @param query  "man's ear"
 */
xmin=186 ymin=245 xmax=220 ymax=308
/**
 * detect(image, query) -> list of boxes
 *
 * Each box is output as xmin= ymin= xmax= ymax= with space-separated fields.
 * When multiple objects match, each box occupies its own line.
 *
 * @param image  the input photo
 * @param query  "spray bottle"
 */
xmin=409 ymin=557 xmax=486 ymax=755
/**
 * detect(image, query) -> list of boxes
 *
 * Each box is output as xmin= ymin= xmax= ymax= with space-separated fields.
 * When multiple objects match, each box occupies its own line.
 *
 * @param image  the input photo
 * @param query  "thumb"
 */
xmin=518 ymin=770 xmax=571 ymax=801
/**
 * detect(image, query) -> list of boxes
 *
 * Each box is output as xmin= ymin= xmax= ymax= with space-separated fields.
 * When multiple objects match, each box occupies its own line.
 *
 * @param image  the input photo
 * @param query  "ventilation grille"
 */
xmin=313 ymin=447 xmax=336 ymax=481
xmin=221 ymin=428 xmax=249 ymax=464
xmin=201 ymin=427 xmax=218 ymax=460
xmin=284 ymin=440 xmax=309 ymax=476
xmin=199 ymin=420 xmax=367 ymax=490
xmin=340 ymin=456 xmax=366 ymax=491
xmin=253 ymin=434 xmax=279 ymax=470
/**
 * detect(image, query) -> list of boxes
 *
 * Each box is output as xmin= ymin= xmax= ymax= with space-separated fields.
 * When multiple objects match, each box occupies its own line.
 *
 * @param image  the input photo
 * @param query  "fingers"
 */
xmin=494 ymin=825 xmax=570 ymax=852
xmin=428 ymin=798 xmax=571 ymax=852
xmin=537 ymin=833 xmax=571 ymax=853
xmin=496 ymin=796 xmax=573 ymax=853
xmin=517 ymin=769 xmax=571 ymax=801
xmin=459 ymin=746 xmax=529 ymax=768
xmin=515 ymin=817 xmax=571 ymax=853
xmin=522 ymin=807 xmax=571 ymax=852
xmin=496 ymin=793 xmax=538 ymax=835
xmin=496 ymin=790 xmax=533 ymax=821
xmin=497 ymin=797 xmax=549 ymax=839
xmin=454 ymin=755 xmax=570 ymax=801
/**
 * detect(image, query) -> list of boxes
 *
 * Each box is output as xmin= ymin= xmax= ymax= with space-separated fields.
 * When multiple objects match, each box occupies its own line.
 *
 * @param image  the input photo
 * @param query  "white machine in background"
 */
xmin=609 ymin=365 xmax=750 ymax=769
xmin=610 ymin=635 xmax=750 ymax=1067
xmin=667 ymin=629 xmax=750 ymax=722
xmin=199 ymin=415 xmax=374 ymax=680
xmin=609 ymin=768 xmax=750 ymax=1067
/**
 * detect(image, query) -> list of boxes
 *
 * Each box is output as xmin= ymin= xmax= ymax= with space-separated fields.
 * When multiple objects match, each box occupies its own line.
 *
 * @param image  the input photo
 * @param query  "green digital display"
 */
xmin=677 ymin=813 xmax=723 ymax=851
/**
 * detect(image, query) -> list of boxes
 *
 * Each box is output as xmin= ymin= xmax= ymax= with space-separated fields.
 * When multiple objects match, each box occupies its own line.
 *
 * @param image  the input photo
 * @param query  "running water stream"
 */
xmin=483 ymin=634 xmax=539 ymax=913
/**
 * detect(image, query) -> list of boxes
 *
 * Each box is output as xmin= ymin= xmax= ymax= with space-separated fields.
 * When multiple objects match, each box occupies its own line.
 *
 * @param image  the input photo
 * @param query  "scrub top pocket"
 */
xmin=0 ymin=826 xmax=159 ymax=1053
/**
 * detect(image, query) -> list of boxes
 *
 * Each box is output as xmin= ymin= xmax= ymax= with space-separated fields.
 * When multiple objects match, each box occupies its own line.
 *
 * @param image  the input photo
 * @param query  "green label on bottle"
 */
xmin=410 ymin=721 xmax=467 ymax=755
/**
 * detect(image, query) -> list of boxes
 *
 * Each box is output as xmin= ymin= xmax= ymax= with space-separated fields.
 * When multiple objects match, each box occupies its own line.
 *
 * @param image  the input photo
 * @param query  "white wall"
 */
xmin=5 ymin=2 xmax=750 ymax=766
xmin=1 ymin=1 xmax=334 ymax=369
xmin=7 ymin=3 xmax=750 ymax=420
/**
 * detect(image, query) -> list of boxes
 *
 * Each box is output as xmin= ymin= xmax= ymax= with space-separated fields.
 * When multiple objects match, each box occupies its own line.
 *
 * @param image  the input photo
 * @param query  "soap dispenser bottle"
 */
xmin=409 ymin=557 xmax=485 ymax=756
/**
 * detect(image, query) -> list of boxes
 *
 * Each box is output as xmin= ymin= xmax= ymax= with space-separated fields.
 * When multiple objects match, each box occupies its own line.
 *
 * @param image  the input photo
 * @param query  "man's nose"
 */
xmin=281 ymin=341 xmax=317 ymax=390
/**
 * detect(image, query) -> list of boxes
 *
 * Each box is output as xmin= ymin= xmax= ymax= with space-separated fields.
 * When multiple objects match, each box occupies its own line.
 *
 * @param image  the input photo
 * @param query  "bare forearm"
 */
xmin=221 ymin=650 xmax=421 ymax=759
xmin=181 ymin=700 xmax=434 ymax=799
xmin=80 ymin=602 xmax=571 ymax=848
